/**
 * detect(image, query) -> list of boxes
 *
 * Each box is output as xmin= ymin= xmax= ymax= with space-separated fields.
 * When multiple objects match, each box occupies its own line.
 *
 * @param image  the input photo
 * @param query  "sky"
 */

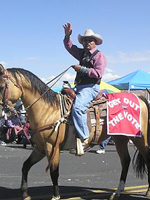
xmin=0 ymin=0 xmax=150 ymax=88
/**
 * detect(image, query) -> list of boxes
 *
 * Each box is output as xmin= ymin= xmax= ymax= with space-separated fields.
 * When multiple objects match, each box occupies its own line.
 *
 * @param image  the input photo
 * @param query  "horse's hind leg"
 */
xmin=21 ymin=149 xmax=45 ymax=200
xmin=131 ymin=137 xmax=150 ymax=198
xmin=145 ymin=148 xmax=150 ymax=198
xmin=138 ymin=146 xmax=150 ymax=198
xmin=110 ymin=136 xmax=130 ymax=200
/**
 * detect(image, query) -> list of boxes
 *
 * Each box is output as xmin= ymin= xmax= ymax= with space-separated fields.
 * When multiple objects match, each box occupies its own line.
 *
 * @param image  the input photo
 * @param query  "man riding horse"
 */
xmin=63 ymin=22 xmax=106 ymax=155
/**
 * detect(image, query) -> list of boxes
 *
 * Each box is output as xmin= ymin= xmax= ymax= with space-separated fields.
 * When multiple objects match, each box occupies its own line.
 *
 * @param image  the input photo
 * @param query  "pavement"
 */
xmin=0 ymin=143 xmax=149 ymax=200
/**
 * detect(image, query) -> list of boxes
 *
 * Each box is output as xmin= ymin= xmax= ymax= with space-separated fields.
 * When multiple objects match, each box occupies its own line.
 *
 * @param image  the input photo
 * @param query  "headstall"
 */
xmin=0 ymin=70 xmax=22 ymax=110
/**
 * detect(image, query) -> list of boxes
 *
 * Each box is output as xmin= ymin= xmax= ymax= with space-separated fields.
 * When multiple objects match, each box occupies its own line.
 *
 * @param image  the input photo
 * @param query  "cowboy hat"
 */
xmin=78 ymin=29 xmax=103 ymax=45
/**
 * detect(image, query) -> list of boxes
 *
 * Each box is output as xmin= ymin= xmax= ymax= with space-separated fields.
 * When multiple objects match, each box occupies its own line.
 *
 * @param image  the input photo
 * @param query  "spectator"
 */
xmin=6 ymin=109 xmax=25 ymax=142
xmin=0 ymin=113 xmax=7 ymax=146
xmin=96 ymin=137 xmax=111 ymax=154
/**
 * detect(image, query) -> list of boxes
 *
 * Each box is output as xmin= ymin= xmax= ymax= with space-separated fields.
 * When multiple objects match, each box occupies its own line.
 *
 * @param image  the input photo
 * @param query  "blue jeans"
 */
xmin=99 ymin=137 xmax=111 ymax=150
xmin=72 ymin=84 xmax=99 ymax=140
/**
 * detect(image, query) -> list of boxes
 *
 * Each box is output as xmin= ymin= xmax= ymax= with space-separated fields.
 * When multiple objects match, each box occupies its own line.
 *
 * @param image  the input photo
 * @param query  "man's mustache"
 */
xmin=84 ymin=44 xmax=91 ymax=49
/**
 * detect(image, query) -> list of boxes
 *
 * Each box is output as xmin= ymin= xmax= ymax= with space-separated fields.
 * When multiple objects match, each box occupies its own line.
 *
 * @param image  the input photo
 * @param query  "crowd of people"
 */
xmin=0 ymin=99 xmax=32 ymax=148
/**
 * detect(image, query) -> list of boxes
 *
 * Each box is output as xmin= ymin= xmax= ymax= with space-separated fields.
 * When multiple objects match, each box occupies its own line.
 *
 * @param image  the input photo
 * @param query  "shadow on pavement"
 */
xmin=0 ymin=185 xmax=149 ymax=200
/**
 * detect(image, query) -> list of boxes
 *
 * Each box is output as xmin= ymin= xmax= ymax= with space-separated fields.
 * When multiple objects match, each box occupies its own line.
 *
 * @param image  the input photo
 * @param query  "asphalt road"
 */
xmin=0 ymin=143 xmax=149 ymax=200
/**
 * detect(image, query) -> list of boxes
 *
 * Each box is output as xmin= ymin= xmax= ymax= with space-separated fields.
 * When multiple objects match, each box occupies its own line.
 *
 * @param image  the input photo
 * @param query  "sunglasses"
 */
xmin=82 ymin=38 xmax=95 ymax=43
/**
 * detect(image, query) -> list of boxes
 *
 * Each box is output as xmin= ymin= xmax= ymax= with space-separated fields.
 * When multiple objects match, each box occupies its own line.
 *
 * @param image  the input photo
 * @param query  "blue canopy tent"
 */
xmin=108 ymin=70 xmax=150 ymax=90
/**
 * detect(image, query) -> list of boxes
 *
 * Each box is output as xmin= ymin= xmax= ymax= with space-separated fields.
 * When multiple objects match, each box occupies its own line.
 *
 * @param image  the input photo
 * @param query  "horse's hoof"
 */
xmin=51 ymin=195 xmax=60 ymax=200
xmin=146 ymin=190 xmax=150 ymax=198
xmin=23 ymin=196 xmax=31 ymax=200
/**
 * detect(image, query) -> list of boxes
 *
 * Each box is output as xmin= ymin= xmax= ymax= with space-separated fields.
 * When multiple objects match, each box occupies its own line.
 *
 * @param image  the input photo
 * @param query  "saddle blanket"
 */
xmin=107 ymin=93 xmax=141 ymax=137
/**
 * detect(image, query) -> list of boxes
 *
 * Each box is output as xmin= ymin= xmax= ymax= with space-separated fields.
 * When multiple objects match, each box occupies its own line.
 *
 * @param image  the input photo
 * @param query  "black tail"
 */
xmin=132 ymin=149 xmax=147 ymax=179
xmin=132 ymin=96 xmax=150 ymax=178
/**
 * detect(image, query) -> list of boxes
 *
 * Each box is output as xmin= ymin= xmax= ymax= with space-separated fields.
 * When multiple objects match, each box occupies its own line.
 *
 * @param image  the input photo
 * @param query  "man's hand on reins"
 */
xmin=71 ymin=65 xmax=81 ymax=72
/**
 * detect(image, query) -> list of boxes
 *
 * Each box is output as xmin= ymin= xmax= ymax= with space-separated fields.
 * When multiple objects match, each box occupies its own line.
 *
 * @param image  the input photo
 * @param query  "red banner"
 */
xmin=107 ymin=93 xmax=141 ymax=137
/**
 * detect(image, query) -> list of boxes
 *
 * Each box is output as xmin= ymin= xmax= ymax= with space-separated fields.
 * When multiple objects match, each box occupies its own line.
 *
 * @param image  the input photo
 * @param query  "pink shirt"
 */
xmin=64 ymin=37 xmax=106 ymax=79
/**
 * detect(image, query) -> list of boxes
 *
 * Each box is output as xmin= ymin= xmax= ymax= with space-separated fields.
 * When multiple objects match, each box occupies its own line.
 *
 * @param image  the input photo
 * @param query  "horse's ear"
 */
xmin=0 ymin=64 xmax=6 ymax=75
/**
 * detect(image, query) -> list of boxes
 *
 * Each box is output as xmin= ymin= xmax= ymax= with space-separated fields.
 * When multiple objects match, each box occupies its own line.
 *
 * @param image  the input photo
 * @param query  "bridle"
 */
xmin=0 ymin=70 xmax=22 ymax=110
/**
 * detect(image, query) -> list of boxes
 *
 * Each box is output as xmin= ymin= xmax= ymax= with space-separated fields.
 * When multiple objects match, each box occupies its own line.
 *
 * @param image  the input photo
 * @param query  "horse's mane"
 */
xmin=7 ymin=68 xmax=59 ymax=106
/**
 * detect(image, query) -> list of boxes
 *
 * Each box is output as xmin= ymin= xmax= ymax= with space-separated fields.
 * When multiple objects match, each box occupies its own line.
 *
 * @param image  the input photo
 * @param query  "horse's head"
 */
xmin=0 ymin=64 xmax=23 ymax=107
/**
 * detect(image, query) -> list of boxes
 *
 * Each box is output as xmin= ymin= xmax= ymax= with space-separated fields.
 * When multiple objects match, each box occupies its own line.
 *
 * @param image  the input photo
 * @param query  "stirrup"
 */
xmin=76 ymin=138 xmax=84 ymax=156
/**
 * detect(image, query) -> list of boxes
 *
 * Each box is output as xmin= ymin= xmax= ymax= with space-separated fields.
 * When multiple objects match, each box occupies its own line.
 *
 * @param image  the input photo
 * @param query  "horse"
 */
xmin=0 ymin=64 xmax=150 ymax=200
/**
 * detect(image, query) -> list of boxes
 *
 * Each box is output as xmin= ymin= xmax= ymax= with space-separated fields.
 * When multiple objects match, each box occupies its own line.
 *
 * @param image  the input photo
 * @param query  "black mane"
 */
xmin=7 ymin=68 xmax=59 ymax=106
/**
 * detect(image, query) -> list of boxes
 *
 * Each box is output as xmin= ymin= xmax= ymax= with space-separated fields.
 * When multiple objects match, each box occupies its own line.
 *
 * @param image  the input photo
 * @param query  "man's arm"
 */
xmin=87 ymin=52 xmax=106 ymax=79
xmin=71 ymin=52 xmax=106 ymax=79
xmin=63 ymin=22 xmax=82 ymax=61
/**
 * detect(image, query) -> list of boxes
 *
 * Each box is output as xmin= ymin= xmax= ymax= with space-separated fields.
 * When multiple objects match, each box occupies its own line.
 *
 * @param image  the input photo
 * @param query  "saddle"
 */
xmin=88 ymin=94 xmax=107 ymax=143
xmin=60 ymin=88 xmax=107 ymax=146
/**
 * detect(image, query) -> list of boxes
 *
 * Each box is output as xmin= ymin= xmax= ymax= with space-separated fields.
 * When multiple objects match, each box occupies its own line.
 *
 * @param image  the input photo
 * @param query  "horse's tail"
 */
xmin=132 ymin=149 xmax=147 ymax=179
xmin=132 ymin=95 xmax=150 ymax=178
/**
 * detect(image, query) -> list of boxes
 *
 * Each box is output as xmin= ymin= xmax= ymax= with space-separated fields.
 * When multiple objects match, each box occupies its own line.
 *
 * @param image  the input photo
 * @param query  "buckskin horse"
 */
xmin=0 ymin=64 xmax=150 ymax=200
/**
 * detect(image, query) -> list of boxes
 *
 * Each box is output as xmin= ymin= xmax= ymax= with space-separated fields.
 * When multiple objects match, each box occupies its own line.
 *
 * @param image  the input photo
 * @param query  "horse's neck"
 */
xmin=21 ymin=92 xmax=61 ymax=128
xmin=21 ymin=91 xmax=41 ymax=111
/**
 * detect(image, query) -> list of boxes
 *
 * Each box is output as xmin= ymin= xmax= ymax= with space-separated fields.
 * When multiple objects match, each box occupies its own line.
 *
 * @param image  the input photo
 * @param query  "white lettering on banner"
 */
xmin=123 ymin=98 xmax=140 ymax=111
xmin=109 ymin=111 xmax=140 ymax=130
xmin=109 ymin=113 xmax=124 ymax=126
xmin=108 ymin=98 xmax=121 ymax=108
xmin=123 ymin=111 xmax=140 ymax=129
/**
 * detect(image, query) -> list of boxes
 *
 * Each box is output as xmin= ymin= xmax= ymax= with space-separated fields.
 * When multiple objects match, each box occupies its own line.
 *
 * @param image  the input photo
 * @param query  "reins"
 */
xmin=25 ymin=66 xmax=72 ymax=111
xmin=1 ymin=66 xmax=72 ymax=132
xmin=146 ymin=88 xmax=150 ymax=95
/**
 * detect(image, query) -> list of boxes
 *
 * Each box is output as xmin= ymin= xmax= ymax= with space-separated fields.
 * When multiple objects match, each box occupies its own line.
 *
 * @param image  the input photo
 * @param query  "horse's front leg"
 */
xmin=21 ymin=149 xmax=45 ymax=200
xmin=110 ymin=137 xmax=130 ymax=200
xmin=49 ymin=148 xmax=60 ymax=200
xmin=50 ymin=165 xmax=60 ymax=200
